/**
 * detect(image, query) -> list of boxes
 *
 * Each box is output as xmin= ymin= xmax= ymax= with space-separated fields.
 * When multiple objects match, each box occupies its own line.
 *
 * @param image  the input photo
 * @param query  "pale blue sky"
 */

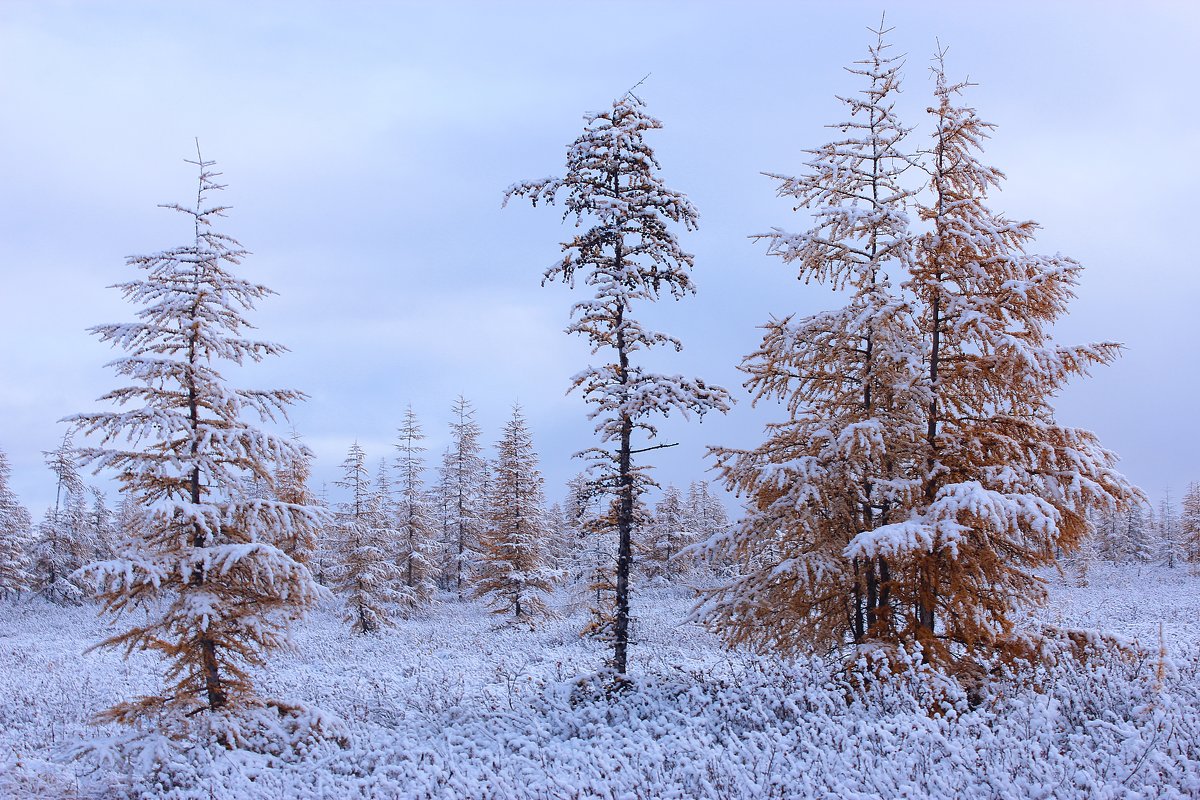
xmin=1 ymin=1 xmax=1195 ymax=516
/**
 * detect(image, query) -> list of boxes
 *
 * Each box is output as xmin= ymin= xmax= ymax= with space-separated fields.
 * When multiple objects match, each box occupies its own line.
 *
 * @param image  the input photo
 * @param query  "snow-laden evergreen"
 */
xmin=701 ymin=24 xmax=926 ymax=656
xmin=645 ymin=484 xmax=693 ymax=580
xmin=270 ymin=431 xmax=320 ymax=564
xmin=392 ymin=405 xmax=436 ymax=614
xmin=506 ymin=91 xmax=731 ymax=674
xmin=67 ymin=147 xmax=325 ymax=729
xmin=474 ymin=405 xmax=556 ymax=623
xmin=0 ymin=447 xmax=32 ymax=597
xmin=331 ymin=443 xmax=404 ymax=633
xmin=700 ymin=34 xmax=1137 ymax=671
xmin=1182 ymin=482 xmax=1200 ymax=564
xmin=863 ymin=50 xmax=1139 ymax=662
xmin=1157 ymin=489 xmax=1185 ymax=568
xmin=32 ymin=431 xmax=90 ymax=603
xmin=432 ymin=395 xmax=487 ymax=597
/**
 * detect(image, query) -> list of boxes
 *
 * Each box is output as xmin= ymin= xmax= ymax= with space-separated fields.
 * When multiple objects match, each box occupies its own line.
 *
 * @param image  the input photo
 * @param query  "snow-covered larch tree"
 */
xmin=393 ymin=405 xmax=436 ymax=613
xmin=1120 ymin=503 xmax=1154 ymax=565
xmin=474 ymin=405 xmax=556 ymax=623
xmin=1157 ymin=488 xmax=1184 ymax=568
xmin=506 ymin=91 xmax=731 ymax=675
xmin=69 ymin=147 xmax=325 ymax=726
xmin=332 ymin=443 xmax=403 ymax=634
xmin=1181 ymin=482 xmax=1200 ymax=564
xmin=271 ymin=430 xmax=319 ymax=563
xmin=698 ymin=24 xmax=926 ymax=657
xmin=0 ymin=447 xmax=32 ymax=597
xmin=86 ymin=487 xmax=117 ymax=563
xmin=645 ymin=485 xmax=692 ymax=580
xmin=34 ymin=431 xmax=90 ymax=603
xmin=561 ymin=471 xmax=603 ymax=583
xmin=686 ymin=482 xmax=728 ymax=545
xmin=852 ymin=51 xmax=1137 ymax=666
xmin=434 ymin=395 xmax=487 ymax=597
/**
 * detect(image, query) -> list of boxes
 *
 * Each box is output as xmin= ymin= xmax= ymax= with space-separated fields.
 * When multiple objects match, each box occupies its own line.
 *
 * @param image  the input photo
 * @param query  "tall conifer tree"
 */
xmin=507 ymin=92 xmax=731 ymax=674
xmin=701 ymin=36 xmax=1136 ymax=671
xmin=646 ymin=485 xmax=691 ymax=580
xmin=272 ymin=431 xmax=319 ymax=563
xmin=35 ymin=431 xmax=89 ymax=602
xmin=70 ymin=147 xmax=324 ymax=724
xmin=859 ymin=52 xmax=1137 ymax=663
xmin=699 ymin=24 xmax=925 ymax=655
xmin=1157 ymin=488 xmax=1184 ymax=568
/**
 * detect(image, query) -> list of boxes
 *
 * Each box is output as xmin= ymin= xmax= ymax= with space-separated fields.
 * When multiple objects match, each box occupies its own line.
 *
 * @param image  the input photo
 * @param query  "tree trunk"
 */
xmin=613 ymin=411 xmax=633 ymax=675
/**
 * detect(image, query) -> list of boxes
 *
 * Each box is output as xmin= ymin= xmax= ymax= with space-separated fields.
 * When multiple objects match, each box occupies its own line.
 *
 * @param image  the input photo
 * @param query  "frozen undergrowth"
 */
xmin=0 ymin=565 xmax=1196 ymax=799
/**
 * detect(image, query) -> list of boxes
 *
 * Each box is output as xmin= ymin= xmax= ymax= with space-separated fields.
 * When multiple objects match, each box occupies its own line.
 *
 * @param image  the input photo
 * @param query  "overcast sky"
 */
xmin=1 ymin=1 xmax=1195 ymax=518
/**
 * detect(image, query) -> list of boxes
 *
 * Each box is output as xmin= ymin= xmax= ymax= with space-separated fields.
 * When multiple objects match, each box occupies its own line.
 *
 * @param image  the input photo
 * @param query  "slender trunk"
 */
xmin=456 ymin=484 xmax=465 ymax=598
xmin=865 ymin=559 xmax=878 ymax=631
xmin=612 ymin=300 xmax=635 ymax=674
xmin=917 ymin=128 xmax=949 ymax=648
xmin=406 ymin=519 xmax=415 ymax=588
xmin=187 ymin=271 xmax=225 ymax=710
xmin=614 ymin=409 xmax=633 ymax=675
xmin=852 ymin=557 xmax=864 ymax=641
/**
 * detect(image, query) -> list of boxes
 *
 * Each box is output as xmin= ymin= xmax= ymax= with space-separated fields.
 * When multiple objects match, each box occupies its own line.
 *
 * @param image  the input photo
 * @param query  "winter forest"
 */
xmin=1 ymin=4 xmax=1198 ymax=799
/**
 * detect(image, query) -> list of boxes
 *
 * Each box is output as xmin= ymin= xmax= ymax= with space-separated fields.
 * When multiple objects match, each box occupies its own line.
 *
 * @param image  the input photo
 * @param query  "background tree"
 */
xmin=1157 ymin=488 xmax=1184 ymax=568
xmin=1181 ymin=482 xmax=1200 ymax=564
xmin=542 ymin=502 xmax=574 ymax=577
xmin=561 ymin=471 xmax=601 ymax=583
xmin=1119 ymin=503 xmax=1154 ymax=565
xmin=434 ymin=395 xmax=487 ymax=597
xmin=272 ymin=430 xmax=319 ymax=563
xmin=393 ymin=405 xmax=436 ymax=613
xmin=474 ymin=405 xmax=556 ymax=623
xmin=686 ymin=481 xmax=730 ymax=574
xmin=1090 ymin=504 xmax=1124 ymax=563
xmin=331 ymin=443 xmax=403 ymax=633
xmin=70 ymin=148 xmax=324 ymax=724
xmin=699 ymin=25 xmax=925 ymax=657
xmin=34 ymin=432 xmax=90 ymax=603
xmin=0 ymin=447 xmax=32 ymax=597
xmin=86 ymin=487 xmax=117 ymax=563
xmin=645 ymin=485 xmax=692 ymax=580
xmin=507 ymin=91 xmax=730 ymax=675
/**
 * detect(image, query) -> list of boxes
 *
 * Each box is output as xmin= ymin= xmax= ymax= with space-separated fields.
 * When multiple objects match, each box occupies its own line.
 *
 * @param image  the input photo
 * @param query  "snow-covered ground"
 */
xmin=1 ymin=564 xmax=1196 ymax=799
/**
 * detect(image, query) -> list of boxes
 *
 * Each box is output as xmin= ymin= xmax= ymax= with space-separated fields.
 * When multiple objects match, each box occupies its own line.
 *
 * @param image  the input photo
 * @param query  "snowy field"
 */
xmin=1 ymin=564 xmax=1197 ymax=799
